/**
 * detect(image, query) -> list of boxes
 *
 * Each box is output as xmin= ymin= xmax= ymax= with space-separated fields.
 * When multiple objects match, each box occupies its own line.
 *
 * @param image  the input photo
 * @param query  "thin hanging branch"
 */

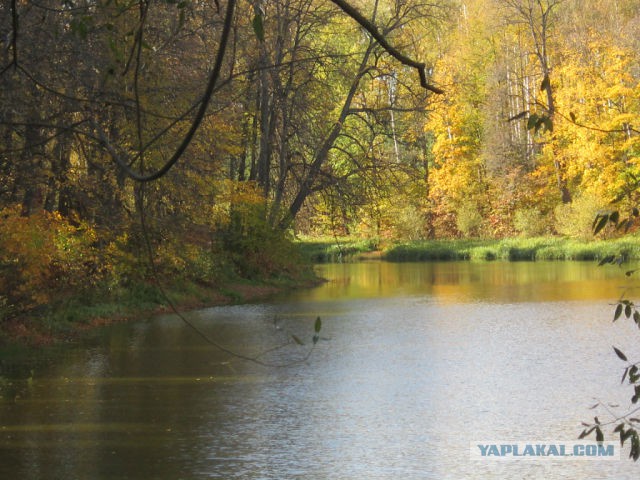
xmin=96 ymin=0 xmax=441 ymax=183
xmin=96 ymin=0 xmax=237 ymax=182
xmin=11 ymin=0 xmax=18 ymax=67
xmin=328 ymin=0 xmax=444 ymax=94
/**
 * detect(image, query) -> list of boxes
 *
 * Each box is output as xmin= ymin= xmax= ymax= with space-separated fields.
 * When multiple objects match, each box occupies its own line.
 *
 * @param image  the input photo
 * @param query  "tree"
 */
xmin=0 ymin=0 xmax=446 ymax=323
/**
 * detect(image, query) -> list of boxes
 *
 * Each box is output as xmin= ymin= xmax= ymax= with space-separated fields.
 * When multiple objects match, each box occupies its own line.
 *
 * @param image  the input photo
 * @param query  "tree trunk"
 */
xmin=281 ymin=44 xmax=374 ymax=228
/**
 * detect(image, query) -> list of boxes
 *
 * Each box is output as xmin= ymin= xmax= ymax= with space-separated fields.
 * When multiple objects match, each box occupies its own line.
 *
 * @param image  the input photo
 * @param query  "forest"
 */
xmin=2 ymin=0 xmax=640 ymax=329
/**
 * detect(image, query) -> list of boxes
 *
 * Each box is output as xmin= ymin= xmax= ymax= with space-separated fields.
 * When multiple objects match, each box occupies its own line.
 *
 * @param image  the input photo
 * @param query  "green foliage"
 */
xmin=313 ymin=316 xmax=322 ymax=345
xmin=297 ymin=237 xmax=379 ymax=263
xmin=456 ymin=201 xmax=484 ymax=238
xmin=385 ymin=240 xmax=472 ymax=261
xmin=0 ymin=193 xmax=312 ymax=329
xmin=592 ymin=207 xmax=640 ymax=236
xmin=387 ymin=204 xmax=428 ymax=241
xmin=222 ymin=214 xmax=304 ymax=280
xmin=513 ymin=208 xmax=549 ymax=238
xmin=554 ymin=194 xmax=609 ymax=240
xmin=383 ymin=237 xmax=640 ymax=263
xmin=0 ymin=206 xmax=105 ymax=315
xmin=581 ymin=308 xmax=640 ymax=460
xmin=252 ymin=10 xmax=265 ymax=42
xmin=580 ymin=206 xmax=640 ymax=461
xmin=208 ymin=181 xmax=304 ymax=279
xmin=526 ymin=112 xmax=553 ymax=134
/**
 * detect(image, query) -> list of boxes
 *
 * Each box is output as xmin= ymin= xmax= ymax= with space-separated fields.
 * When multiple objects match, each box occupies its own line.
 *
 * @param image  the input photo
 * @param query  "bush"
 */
xmin=0 ymin=205 xmax=106 ymax=316
xmin=513 ymin=207 xmax=548 ymax=237
xmin=456 ymin=201 xmax=483 ymax=238
xmin=211 ymin=183 xmax=305 ymax=279
xmin=387 ymin=204 xmax=427 ymax=240
xmin=554 ymin=194 xmax=608 ymax=240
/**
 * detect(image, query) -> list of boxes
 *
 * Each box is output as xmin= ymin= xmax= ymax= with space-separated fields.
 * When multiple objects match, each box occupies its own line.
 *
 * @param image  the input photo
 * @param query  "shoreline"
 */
xmin=8 ymin=233 xmax=640 ymax=347
xmin=1 ymin=277 xmax=323 ymax=348
xmin=299 ymin=236 xmax=640 ymax=263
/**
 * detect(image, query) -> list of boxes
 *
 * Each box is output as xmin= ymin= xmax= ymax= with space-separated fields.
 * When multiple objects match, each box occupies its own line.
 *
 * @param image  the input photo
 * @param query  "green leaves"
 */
xmin=540 ymin=74 xmax=551 ymax=92
xmin=632 ymin=385 xmax=640 ymax=404
xmin=70 ymin=16 xmax=93 ymax=40
xmin=288 ymin=317 xmax=322 ymax=347
xmin=585 ymin=296 xmax=640 ymax=461
xmin=613 ymin=346 xmax=628 ymax=361
xmin=630 ymin=431 xmax=640 ymax=461
xmin=613 ymin=425 xmax=640 ymax=460
xmin=579 ymin=426 xmax=596 ymax=439
xmin=526 ymin=113 xmax=553 ymax=133
xmin=611 ymin=300 xmax=640 ymax=330
xmin=599 ymin=255 xmax=616 ymax=267
xmin=614 ymin=303 xmax=623 ymax=321
xmin=593 ymin=208 xmax=639 ymax=235
xmin=593 ymin=213 xmax=610 ymax=236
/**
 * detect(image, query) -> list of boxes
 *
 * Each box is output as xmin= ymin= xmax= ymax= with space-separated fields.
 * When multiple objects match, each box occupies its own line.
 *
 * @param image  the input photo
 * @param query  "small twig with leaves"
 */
xmin=581 ymin=222 xmax=640 ymax=460
xmin=581 ymin=338 xmax=640 ymax=461
xmin=579 ymin=400 xmax=640 ymax=461
xmin=592 ymin=208 xmax=640 ymax=237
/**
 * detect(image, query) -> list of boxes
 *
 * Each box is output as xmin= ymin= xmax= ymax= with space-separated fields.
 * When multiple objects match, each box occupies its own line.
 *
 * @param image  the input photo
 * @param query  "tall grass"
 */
xmin=296 ymin=237 xmax=380 ymax=262
xmin=383 ymin=237 xmax=640 ymax=262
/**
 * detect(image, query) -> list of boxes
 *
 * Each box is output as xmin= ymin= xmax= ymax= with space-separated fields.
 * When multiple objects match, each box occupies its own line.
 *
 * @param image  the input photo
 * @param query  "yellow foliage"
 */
xmin=210 ymin=179 xmax=266 ymax=229
xmin=0 ymin=205 xmax=103 ymax=312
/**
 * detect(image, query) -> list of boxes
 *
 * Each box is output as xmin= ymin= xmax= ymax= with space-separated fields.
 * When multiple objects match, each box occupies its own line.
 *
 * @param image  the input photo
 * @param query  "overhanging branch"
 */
xmin=99 ymin=0 xmax=237 ymax=182
xmin=328 ymin=0 xmax=444 ymax=94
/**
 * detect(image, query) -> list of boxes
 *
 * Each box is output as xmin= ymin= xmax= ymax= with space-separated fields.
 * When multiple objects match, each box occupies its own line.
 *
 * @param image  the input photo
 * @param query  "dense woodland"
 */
xmin=2 ymin=0 xmax=640 ymax=319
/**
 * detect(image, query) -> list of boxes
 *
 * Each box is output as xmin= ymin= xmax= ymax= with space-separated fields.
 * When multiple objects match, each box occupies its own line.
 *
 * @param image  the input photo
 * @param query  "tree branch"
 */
xmin=11 ymin=0 xmax=18 ymax=67
xmin=328 ymin=0 xmax=443 ymax=94
xmin=100 ymin=0 xmax=237 ymax=182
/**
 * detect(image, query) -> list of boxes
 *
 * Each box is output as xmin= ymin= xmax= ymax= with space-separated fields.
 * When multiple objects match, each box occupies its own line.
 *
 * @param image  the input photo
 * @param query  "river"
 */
xmin=1 ymin=261 xmax=639 ymax=479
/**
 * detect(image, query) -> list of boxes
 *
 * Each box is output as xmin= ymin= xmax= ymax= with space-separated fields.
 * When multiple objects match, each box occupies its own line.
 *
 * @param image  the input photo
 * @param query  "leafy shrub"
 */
xmin=0 ymin=205 xmax=105 ymax=315
xmin=456 ymin=201 xmax=483 ymax=238
xmin=513 ymin=207 xmax=548 ymax=238
xmin=212 ymin=181 xmax=305 ymax=279
xmin=387 ymin=204 xmax=427 ymax=240
xmin=554 ymin=194 xmax=608 ymax=240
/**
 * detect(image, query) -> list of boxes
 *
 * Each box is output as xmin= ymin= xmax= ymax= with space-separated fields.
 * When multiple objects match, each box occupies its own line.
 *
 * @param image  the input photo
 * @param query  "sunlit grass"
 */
xmin=383 ymin=236 xmax=640 ymax=262
xmin=296 ymin=236 xmax=380 ymax=262
xmin=297 ymin=235 xmax=640 ymax=263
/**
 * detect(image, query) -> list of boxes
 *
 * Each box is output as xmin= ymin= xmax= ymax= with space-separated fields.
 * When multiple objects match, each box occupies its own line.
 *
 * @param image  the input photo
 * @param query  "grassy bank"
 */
xmin=297 ymin=237 xmax=381 ymax=262
xmin=0 ymin=204 xmax=319 ymax=346
xmin=384 ymin=237 xmax=640 ymax=262
xmin=1 ymin=272 xmax=319 ymax=347
xmin=299 ymin=236 xmax=640 ymax=263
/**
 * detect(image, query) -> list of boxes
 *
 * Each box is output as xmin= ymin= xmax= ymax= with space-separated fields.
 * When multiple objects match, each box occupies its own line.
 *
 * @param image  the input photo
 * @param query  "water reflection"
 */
xmin=305 ymin=261 xmax=631 ymax=303
xmin=1 ymin=261 xmax=640 ymax=479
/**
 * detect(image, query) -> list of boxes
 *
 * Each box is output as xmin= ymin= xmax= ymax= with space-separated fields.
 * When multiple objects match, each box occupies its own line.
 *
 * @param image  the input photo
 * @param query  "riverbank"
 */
xmin=299 ymin=236 xmax=640 ymax=263
xmin=1 ymin=274 xmax=321 ymax=348
xmin=0 ymin=204 xmax=321 ymax=347
xmin=8 ymin=235 xmax=640 ymax=346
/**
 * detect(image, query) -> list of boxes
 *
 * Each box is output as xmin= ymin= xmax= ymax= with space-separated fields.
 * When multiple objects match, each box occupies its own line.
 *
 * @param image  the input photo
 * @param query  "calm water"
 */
xmin=2 ymin=261 xmax=640 ymax=479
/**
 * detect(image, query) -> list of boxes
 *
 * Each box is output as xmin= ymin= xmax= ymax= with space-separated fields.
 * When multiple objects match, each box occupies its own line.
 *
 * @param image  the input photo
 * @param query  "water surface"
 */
xmin=1 ymin=261 xmax=639 ymax=479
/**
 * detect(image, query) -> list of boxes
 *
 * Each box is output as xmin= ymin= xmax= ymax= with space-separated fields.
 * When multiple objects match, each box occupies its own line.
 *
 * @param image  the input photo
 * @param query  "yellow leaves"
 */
xmin=0 ymin=206 xmax=105 ymax=312
xmin=210 ymin=180 xmax=266 ymax=229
